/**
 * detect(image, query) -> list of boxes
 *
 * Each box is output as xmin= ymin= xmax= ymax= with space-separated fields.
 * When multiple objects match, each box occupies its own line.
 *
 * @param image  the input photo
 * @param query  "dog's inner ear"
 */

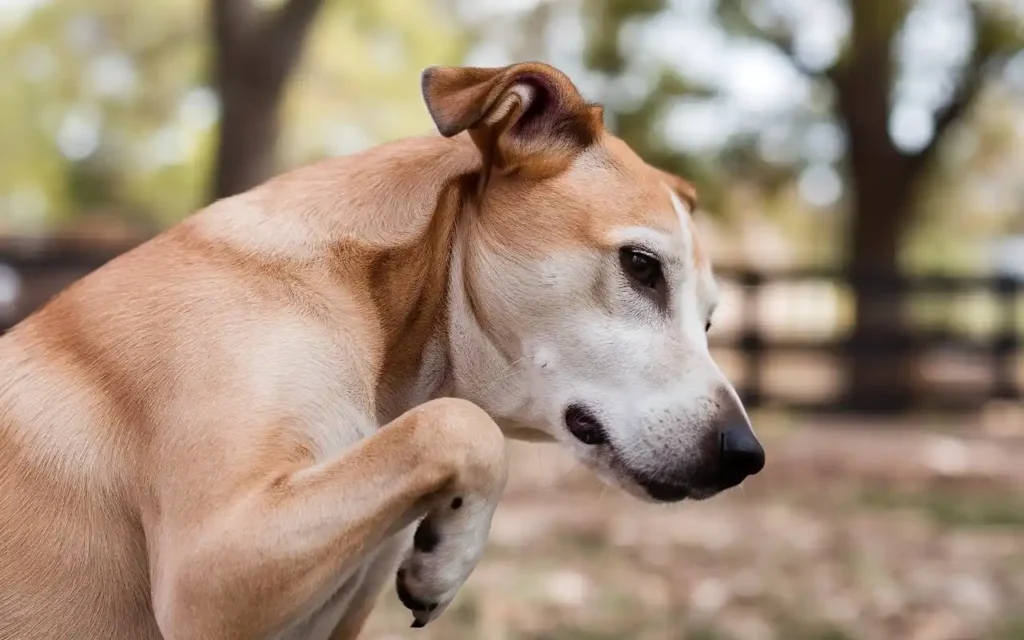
xmin=420 ymin=62 xmax=603 ymax=179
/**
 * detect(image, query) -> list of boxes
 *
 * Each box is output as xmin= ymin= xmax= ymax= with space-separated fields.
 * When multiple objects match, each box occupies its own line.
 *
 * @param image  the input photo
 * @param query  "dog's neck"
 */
xmin=195 ymin=134 xmax=490 ymax=425
xmin=342 ymin=137 xmax=503 ymax=425
xmin=364 ymin=144 xmax=534 ymax=436
xmin=209 ymin=134 xmax=531 ymax=430
xmin=444 ymin=225 xmax=547 ymax=441
xmin=377 ymin=218 xmax=541 ymax=440
xmin=369 ymin=178 xmax=465 ymax=422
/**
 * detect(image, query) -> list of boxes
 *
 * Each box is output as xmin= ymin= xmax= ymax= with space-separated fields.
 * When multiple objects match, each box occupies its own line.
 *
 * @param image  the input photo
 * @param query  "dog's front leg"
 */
xmin=151 ymin=398 xmax=507 ymax=640
xmin=395 ymin=431 xmax=510 ymax=628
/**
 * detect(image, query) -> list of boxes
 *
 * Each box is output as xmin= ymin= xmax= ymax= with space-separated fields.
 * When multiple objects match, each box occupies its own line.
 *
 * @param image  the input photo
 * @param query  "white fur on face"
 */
xmin=450 ymin=185 xmax=749 ymax=500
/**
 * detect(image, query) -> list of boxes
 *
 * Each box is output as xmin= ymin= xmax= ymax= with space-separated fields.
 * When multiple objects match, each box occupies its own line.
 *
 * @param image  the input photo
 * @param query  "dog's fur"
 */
xmin=0 ymin=62 xmax=762 ymax=639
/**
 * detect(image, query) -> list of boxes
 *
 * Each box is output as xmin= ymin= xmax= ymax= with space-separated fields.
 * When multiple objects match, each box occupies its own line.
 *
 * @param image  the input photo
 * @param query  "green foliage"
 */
xmin=582 ymin=0 xmax=666 ymax=73
xmin=0 ymin=0 xmax=209 ymax=230
xmin=580 ymin=0 xmax=722 ymax=210
xmin=0 ymin=0 xmax=466 ymax=232
xmin=3 ymin=0 xmax=1022 ymax=275
xmin=991 ymin=616 xmax=1024 ymax=640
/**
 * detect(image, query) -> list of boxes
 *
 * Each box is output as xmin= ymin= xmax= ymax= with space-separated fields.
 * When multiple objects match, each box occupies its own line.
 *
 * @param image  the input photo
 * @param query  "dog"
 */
xmin=0 ymin=62 xmax=764 ymax=639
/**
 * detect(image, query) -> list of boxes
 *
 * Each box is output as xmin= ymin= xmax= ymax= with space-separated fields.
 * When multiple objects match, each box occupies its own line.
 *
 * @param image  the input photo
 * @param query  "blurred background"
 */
xmin=1 ymin=0 xmax=1023 ymax=638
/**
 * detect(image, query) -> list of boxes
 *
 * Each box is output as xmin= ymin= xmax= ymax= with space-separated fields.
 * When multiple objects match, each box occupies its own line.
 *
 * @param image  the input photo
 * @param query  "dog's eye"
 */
xmin=705 ymin=320 xmax=712 ymax=333
xmin=619 ymin=247 xmax=668 ymax=312
xmin=619 ymin=248 xmax=662 ymax=289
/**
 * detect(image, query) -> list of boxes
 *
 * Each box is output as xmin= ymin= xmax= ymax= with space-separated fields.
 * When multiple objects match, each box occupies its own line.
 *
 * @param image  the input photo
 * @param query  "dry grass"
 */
xmin=361 ymin=418 xmax=1024 ymax=640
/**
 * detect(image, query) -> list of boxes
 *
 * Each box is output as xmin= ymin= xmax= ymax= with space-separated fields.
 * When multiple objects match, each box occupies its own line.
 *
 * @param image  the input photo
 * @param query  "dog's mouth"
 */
xmin=562 ymin=403 xmax=727 ymax=504
xmin=633 ymin=477 xmax=691 ymax=502
xmin=563 ymin=404 xmax=689 ymax=503
xmin=561 ymin=403 xmax=739 ymax=504
xmin=592 ymin=463 xmax=705 ymax=504
xmin=629 ymin=475 xmax=727 ymax=503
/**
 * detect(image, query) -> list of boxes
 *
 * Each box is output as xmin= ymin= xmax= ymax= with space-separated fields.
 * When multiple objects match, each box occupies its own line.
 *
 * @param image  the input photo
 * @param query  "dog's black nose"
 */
xmin=719 ymin=422 xmax=765 ymax=485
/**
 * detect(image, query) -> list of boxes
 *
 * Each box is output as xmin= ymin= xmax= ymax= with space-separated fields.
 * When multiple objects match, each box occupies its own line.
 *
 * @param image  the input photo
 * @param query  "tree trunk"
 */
xmin=207 ymin=0 xmax=326 ymax=202
xmin=210 ymin=78 xmax=282 ymax=200
xmin=844 ymin=172 xmax=916 ymax=413
xmin=832 ymin=2 xmax=920 ymax=414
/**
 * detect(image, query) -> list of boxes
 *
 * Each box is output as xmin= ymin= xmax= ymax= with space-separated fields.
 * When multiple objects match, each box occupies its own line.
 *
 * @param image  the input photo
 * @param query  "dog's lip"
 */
xmin=600 ymin=453 xmax=694 ymax=503
xmin=635 ymin=477 xmax=691 ymax=503
xmin=561 ymin=419 xmax=725 ymax=504
xmin=636 ymin=474 xmax=733 ymax=502
xmin=606 ymin=458 xmax=723 ymax=504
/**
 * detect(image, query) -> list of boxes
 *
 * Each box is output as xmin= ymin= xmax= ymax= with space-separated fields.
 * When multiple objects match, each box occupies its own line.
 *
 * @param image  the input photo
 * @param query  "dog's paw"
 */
xmin=396 ymin=495 xmax=495 ymax=627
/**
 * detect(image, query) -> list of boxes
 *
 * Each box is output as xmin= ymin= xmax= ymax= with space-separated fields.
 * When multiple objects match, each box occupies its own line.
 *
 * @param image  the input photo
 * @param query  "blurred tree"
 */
xmin=726 ymin=0 xmax=1019 ymax=411
xmin=209 ymin=0 xmax=325 ymax=200
xmin=0 ymin=0 xmax=465 ymax=231
xmin=580 ymin=0 xmax=723 ymax=210
xmin=0 ymin=0 xmax=209 ymax=232
xmin=580 ymin=0 xmax=1023 ymax=412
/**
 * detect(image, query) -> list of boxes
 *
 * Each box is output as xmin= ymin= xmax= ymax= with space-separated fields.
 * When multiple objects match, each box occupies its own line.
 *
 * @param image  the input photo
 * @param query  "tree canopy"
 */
xmin=0 ymin=0 xmax=466 ymax=232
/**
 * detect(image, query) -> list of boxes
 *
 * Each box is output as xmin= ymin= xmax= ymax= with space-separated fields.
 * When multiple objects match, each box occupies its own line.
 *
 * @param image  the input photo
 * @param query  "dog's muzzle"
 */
xmin=640 ymin=412 xmax=764 ymax=502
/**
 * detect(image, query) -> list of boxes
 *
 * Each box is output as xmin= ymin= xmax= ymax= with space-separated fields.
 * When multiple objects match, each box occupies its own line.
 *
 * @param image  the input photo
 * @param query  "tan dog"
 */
xmin=0 ymin=62 xmax=763 ymax=639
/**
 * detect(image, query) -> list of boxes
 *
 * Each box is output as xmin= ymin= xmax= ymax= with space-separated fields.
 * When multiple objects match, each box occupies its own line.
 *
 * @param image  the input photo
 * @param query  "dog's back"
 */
xmin=0 ymin=144 xmax=445 ymax=637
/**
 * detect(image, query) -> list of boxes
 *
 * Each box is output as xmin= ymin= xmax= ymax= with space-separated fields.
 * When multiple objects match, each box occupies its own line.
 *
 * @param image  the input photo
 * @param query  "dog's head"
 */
xmin=423 ymin=62 xmax=763 ymax=502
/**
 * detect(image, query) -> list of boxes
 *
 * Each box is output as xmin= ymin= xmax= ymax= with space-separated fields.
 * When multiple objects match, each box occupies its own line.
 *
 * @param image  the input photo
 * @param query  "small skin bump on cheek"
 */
xmin=532 ymin=345 xmax=556 ymax=370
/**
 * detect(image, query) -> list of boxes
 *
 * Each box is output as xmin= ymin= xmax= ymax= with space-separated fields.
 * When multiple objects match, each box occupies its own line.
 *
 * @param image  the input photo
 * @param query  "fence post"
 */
xmin=739 ymin=271 xmax=764 ymax=408
xmin=993 ymin=275 xmax=1020 ymax=401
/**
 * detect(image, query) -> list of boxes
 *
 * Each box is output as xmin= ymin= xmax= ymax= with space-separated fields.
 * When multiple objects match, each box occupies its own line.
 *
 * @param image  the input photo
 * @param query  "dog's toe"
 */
xmin=396 ymin=569 xmax=436 ymax=612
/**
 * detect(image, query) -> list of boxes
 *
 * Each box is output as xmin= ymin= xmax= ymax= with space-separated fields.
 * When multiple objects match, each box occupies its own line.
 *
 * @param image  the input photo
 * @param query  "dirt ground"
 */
xmin=360 ymin=414 xmax=1024 ymax=640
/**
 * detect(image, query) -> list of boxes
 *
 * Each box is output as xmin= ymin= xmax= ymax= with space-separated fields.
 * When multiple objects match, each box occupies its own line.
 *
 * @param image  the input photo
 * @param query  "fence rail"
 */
xmin=1 ymin=242 xmax=1020 ymax=415
xmin=711 ymin=267 xmax=1022 ymax=413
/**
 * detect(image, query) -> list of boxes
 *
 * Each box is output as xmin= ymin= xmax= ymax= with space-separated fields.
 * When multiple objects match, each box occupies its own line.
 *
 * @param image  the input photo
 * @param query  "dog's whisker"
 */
xmin=542 ymin=459 xmax=580 ymax=489
xmin=486 ymin=356 xmax=524 ymax=382
xmin=476 ymin=357 xmax=525 ymax=394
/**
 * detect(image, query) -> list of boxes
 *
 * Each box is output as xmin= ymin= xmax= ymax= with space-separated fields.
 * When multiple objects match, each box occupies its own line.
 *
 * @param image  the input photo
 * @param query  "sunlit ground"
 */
xmin=363 ymin=416 xmax=1024 ymax=640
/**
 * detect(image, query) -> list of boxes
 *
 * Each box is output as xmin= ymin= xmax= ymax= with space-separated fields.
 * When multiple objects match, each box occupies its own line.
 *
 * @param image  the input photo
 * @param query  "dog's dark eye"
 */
xmin=619 ymin=247 xmax=667 ymax=312
xmin=619 ymin=248 xmax=662 ymax=289
xmin=705 ymin=320 xmax=712 ymax=333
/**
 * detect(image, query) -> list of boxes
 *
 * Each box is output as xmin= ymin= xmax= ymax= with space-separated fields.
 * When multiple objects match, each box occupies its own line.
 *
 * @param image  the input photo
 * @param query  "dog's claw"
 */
xmin=411 ymin=619 xmax=426 ymax=628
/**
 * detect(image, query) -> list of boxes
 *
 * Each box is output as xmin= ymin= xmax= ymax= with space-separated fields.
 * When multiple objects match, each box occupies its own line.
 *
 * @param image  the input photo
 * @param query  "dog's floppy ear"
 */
xmin=420 ymin=62 xmax=602 ymax=178
xmin=655 ymin=167 xmax=699 ymax=212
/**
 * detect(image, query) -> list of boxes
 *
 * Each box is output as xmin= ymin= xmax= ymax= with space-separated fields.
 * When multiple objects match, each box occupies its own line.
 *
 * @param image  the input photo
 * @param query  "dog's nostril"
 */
xmin=564 ymin=404 xmax=608 ymax=446
xmin=719 ymin=423 xmax=765 ymax=479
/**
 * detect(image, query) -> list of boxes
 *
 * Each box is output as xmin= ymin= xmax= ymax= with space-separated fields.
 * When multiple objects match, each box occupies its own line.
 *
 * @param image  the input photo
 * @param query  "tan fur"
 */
xmin=0 ymin=62 xmax=717 ymax=639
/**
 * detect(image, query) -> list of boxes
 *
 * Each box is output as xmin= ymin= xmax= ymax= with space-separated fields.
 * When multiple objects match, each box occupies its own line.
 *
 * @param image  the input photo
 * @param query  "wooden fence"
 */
xmin=1 ymin=242 xmax=1020 ymax=415
xmin=712 ymin=268 xmax=1022 ymax=414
